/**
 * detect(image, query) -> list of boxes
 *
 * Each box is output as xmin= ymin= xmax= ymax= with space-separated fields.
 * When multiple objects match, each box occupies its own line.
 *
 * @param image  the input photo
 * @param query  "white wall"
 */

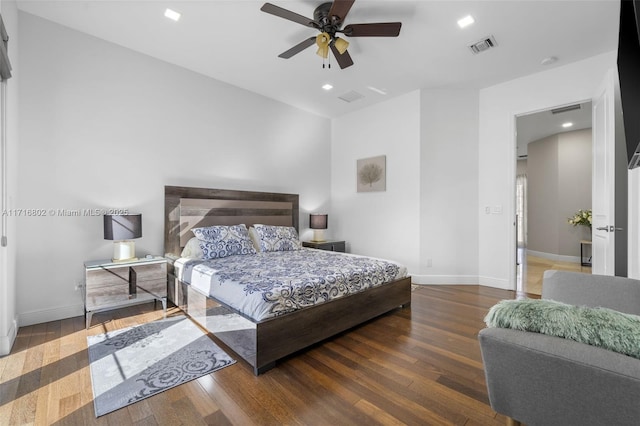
xmin=17 ymin=12 xmax=331 ymax=326
xmin=0 ymin=0 xmax=18 ymax=355
xmin=479 ymin=51 xmax=617 ymax=289
xmin=417 ymin=89 xmax=479 ymax=284
xmin=527 ymin=129 xmax=592 ymax=260
xmin=331 ymin=91 xmax=421 ymax=273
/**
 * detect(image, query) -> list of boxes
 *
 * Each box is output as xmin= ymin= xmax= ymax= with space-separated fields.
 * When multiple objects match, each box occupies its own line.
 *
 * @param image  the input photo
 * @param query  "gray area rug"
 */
xmin=87 ymin=315 xmax=236 ymax=417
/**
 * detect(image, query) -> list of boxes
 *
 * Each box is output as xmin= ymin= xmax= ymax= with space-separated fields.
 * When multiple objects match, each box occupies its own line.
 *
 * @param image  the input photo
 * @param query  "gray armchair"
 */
xmin=478 ymin=270 xmax=640 ymax=426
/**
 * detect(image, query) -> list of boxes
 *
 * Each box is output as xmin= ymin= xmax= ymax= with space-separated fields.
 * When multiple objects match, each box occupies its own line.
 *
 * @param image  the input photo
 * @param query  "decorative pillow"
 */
xmin=252 ymin=224 xmax=301 ymax=252
xmin=485 ymin=298 xmax=640 ymax=359
xmin=180 ymin=237 xmax=204 ymax=259
xmin=191 ymin=224 xmax=256 ymax=259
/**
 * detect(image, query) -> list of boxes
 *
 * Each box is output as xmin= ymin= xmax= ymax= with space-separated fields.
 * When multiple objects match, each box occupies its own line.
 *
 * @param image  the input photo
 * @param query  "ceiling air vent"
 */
xmin=551 ymin=104 xmax=581 ymax=114
xmin=468 ymin=35 xmax=498 ymax=55
xmin=338 ymin=91 xmax=364 ymax=103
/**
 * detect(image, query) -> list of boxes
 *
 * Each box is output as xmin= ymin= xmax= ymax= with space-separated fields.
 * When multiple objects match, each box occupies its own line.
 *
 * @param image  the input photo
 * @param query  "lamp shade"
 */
xmin=316 ymin=32 xmax=330 ymax=58
xmin=333 ymin=37 xmax=349 ymax=55
xmin=310 ymin=214 xmax=328 ymax=230
xmin=104 ymin=214 xmax=142 ymax=241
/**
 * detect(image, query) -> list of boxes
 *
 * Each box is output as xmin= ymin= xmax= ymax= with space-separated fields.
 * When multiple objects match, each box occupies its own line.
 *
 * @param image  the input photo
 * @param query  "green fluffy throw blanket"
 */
xmin=484 ymin=298 xmax=640 ymax=359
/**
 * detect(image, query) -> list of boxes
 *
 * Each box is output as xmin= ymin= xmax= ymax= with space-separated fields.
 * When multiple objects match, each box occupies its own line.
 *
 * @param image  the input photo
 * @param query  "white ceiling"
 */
xmin=516 ymin=101 xmax=593 ymax=157
xmin=16 ymin=1 xmax=620 ymax=119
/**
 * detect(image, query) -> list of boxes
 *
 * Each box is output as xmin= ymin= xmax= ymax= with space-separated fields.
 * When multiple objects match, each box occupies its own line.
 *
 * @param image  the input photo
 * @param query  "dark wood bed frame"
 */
xmin=164 ymin=185 xmax=412 ymax=375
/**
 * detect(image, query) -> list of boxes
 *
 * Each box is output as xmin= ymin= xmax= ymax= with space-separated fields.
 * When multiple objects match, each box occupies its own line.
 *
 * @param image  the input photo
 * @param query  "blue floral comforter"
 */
xmin=175 ymin=249 xmax=407 ymax=321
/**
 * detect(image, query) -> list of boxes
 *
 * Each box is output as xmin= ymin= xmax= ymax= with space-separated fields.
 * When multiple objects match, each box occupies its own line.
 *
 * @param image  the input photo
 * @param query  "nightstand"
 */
xmin=302 ymin=240 xmax=346 ymax=252
xmin=84 ymin=257 xmax=167 ymax=328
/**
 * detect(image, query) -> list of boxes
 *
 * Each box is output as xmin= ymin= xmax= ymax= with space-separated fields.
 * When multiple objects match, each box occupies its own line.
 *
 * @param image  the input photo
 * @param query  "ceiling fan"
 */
xmin=260 ymin=0 xmax=402 ymax=69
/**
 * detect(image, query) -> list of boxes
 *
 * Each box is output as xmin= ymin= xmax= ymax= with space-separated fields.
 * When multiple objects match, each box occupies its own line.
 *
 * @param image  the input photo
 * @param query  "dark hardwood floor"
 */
xmin=0 ymin=285 xmax=521 ymax=425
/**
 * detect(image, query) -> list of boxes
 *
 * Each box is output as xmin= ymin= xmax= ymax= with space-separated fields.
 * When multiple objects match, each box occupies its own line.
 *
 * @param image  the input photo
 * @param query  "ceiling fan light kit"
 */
xmin=260 ymin=0 xmax=402 ymax=69
xmin=334 ymin=37 xmax=349 ymax=54
xmin=316 ymin=32 xmax=331 ymax=58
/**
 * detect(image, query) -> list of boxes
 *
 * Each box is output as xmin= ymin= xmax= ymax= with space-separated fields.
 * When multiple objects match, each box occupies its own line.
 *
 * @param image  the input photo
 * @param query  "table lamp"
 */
xmin=310 ymin=213 xmax=328 ymax=242
xmin=104 ymin=214 xmax=142 ymax=262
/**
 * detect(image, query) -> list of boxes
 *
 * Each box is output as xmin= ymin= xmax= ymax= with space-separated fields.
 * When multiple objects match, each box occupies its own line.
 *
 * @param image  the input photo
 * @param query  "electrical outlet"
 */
xmin=426 ymin=258 xmax=433 ymax=267
xmin=74 ymin=281 xmax=84 ymax=291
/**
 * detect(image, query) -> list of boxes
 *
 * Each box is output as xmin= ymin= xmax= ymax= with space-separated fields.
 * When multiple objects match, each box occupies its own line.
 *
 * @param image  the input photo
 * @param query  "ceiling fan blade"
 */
xmin=328 ymin=0 xmax=356 ymax=22
xmin=278 ymin=37 xmax=316 ymax=59
xmin=330 ymin=44 xmax=354 ymax=69
xmin=343 ymin=22 xmax=402 ymax=37
xmin=261 ymin=3 xmax=317 ymax=28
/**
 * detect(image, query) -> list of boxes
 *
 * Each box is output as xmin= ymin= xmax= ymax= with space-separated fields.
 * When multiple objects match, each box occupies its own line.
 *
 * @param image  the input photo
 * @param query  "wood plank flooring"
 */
xmin=518 ymin=254 xmax=591 ymax=295
xmin=1 ymin=286 xmax=524 ymax=425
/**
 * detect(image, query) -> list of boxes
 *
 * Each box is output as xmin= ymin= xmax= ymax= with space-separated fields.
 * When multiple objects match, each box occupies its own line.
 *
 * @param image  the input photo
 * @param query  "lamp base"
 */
xmin=310 ymin=229 xmax=326 ymax=243
xmin=111 ymin=257 xmax=139 ymax=263
xmin=112 ymin=241 xmax=137 ymax=263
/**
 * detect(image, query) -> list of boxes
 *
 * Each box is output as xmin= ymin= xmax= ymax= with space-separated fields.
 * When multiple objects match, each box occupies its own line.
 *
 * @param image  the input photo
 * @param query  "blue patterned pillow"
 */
xmin=252 ymin=224 xmax=301 ymax=252
xmin=191 ymin=224 xmax=256 ymax=259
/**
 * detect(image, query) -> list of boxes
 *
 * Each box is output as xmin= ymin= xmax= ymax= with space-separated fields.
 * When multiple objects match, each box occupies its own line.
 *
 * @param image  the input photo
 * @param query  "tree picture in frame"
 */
xmin=357 ymin=155 xmax=386 ymax=192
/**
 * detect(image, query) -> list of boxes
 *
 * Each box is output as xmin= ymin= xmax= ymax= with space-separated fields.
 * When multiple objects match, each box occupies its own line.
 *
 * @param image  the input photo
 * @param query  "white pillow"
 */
xmin=180 ymin=237 xmax=204 ymax=259
xmin=248 ymin=226 xmax=262 ymax=252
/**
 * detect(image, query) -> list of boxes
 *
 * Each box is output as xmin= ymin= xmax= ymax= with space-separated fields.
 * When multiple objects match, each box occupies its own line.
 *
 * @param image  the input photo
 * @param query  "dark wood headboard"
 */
xmin=164 ymin=186 xmax=299 ymax=258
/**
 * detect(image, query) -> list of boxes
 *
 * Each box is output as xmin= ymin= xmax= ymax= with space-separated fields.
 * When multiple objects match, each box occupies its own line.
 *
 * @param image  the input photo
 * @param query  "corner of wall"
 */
xmin=0 ymin=317 xmax=17 ymax=355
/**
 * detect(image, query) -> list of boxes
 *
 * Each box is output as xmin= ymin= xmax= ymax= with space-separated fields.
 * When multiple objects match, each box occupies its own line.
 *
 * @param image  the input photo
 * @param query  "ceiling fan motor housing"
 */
xmin=314 ymin=2 xmax=343 ymax=36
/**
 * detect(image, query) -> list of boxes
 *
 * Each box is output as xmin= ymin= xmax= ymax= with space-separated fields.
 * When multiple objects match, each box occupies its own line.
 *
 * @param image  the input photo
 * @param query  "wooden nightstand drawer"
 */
xmin=302 ymin=240 xmax=346 ymax=252
xmin=86 ymin=284 xmax=130 ymax=310
xmin=131 ymin=263 xmax=166 ymax=281
xmin=86 ymin=267 xmax=129 ymax=287
xmin=137 ymin=278 xmax=167 ymax=297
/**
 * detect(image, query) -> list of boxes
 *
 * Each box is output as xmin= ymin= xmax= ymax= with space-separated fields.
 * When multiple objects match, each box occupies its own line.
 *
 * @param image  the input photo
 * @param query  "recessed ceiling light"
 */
xmin=457 ymin=15 xmax=475 ymax=28
xmin=562 ymin=122 xmax=574 ymax=128
xmin=541 ymin=56 xmax=558 ymax=66
xmin=164 ymin=8 xmax=181 ymax=22
xmin=322 ymin=84 xmax=333 ymax=91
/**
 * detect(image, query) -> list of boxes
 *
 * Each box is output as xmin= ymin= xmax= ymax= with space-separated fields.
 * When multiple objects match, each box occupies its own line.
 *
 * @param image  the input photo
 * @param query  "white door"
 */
xmin=591 ymin=69 xmax=617 ymax=275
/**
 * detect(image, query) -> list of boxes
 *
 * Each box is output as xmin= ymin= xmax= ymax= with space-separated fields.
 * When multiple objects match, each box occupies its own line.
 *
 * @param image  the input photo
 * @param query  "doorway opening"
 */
xmin=515 ymin=101 xmax=593 ymax=295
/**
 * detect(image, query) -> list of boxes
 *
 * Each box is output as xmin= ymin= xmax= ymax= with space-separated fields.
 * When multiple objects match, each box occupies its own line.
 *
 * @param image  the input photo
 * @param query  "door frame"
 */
xmin=509 ymin=98 xmax=594 ymax=291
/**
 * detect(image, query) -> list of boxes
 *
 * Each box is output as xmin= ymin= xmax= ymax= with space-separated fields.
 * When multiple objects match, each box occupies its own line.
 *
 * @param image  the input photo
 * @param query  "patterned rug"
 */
xmin=87 ymin=315 xmax=235 ymax=417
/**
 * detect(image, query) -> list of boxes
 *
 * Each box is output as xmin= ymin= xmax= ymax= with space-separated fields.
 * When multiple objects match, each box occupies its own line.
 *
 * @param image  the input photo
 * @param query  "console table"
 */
xmin=580 ymin=240 xmax=592 ymax=267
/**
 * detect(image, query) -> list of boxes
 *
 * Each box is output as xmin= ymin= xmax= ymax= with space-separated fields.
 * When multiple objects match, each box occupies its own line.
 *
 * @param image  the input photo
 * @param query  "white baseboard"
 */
xmin=478 ymin=275 xmax=513 ymax=290
xmin=18 ymin=304 xmax=84 ymax=328
xmin=527 ymin=250 xmax=581 ymax=264
xmin=411 ymin=274 xmax=479 ymax=285
xmin=0 ymin=318 xmax=17 ymax=356
xmin=411 ymin=274 xmax=514 ymax=290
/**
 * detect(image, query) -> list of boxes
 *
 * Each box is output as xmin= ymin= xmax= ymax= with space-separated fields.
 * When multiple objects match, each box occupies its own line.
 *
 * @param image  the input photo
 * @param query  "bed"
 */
xmin=164 ymin=185 xmax=412 ymax=375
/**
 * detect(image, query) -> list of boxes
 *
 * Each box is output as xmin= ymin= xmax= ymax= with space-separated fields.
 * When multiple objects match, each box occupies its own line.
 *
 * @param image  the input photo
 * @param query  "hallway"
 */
xmin=517 ymin=252 xmax=592 ymax=295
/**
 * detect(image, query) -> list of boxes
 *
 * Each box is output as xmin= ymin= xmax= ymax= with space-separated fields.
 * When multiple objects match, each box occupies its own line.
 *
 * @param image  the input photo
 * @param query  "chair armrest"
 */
xmin=479 ymin=327 xmax=640 ymax=426
xmin=478 ymin=328 xmax=640 ymax=426
xmin=542 ymin=270 xmax=640 ymax=315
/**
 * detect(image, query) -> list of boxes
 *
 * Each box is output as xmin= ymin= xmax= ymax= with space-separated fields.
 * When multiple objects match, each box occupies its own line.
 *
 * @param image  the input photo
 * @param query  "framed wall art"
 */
xmin=357 ymin=155 xmax=386 ymax=192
